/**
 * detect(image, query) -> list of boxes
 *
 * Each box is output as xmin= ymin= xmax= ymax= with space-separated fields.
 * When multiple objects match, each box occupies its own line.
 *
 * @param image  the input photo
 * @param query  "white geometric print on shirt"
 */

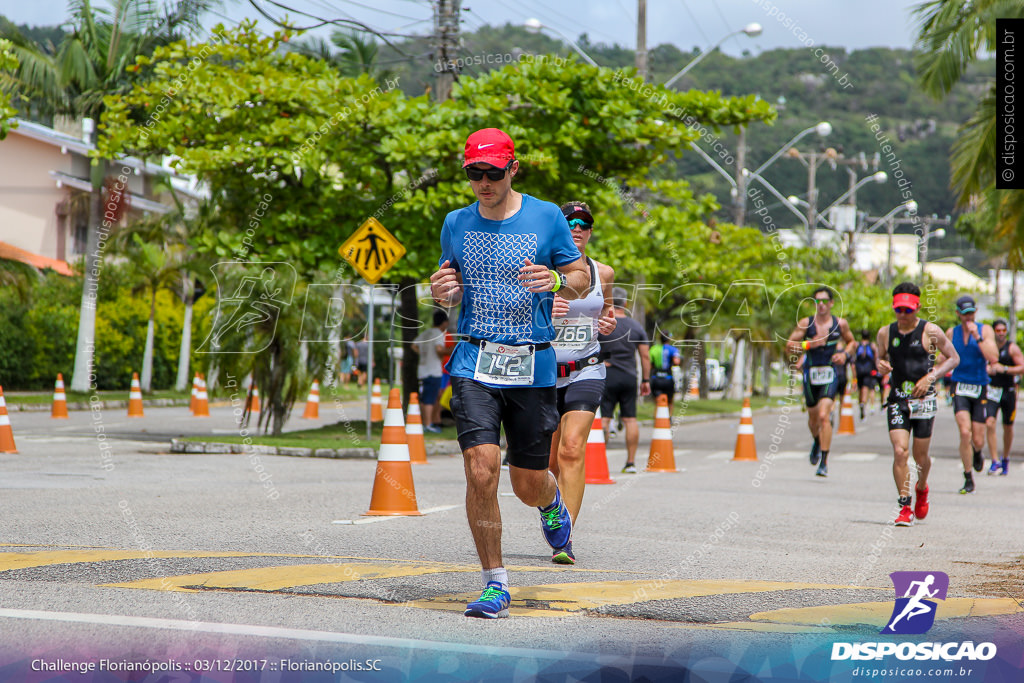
xmin=463 ymin=231 xmax=537 ymax=342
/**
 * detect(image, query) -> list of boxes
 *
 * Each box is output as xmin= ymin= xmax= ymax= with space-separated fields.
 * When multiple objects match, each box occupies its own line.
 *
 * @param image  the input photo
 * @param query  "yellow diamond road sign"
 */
xmin=339 ymin=218 xmax=406 ymax=284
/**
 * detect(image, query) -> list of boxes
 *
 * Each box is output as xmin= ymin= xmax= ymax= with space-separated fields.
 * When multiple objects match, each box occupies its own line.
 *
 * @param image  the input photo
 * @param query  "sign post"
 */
xmin=339 ymin=218 xmax=406 ymax=440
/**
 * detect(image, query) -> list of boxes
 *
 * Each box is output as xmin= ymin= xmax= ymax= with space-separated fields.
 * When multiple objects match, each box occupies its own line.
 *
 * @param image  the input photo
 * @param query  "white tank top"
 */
xmin=554 ymin=258 xmax=606 ymax=386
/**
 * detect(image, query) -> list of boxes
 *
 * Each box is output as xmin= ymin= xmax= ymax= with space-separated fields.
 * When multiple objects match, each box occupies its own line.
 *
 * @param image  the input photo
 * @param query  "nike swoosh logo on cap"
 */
xmin=477 ymin=143 xmax=495 ymax=149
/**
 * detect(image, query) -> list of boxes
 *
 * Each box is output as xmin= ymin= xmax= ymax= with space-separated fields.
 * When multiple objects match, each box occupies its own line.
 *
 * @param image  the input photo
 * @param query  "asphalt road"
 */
xmin=1 ymin=393 xmax=1022 ymax=681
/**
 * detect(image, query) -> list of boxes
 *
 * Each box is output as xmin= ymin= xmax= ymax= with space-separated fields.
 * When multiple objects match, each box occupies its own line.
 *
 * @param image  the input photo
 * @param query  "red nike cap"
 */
xmin=463 ymin=128 xmax=515 ymax=168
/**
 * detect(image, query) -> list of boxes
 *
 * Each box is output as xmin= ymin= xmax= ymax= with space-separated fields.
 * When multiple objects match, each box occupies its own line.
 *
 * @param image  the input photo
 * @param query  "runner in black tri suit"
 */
xmin=786 ymin=286 xmax=856 ymax=478
xmin=876 ymin=282 xmax=960 ymax=526
xmin=985 ymin=319 xmax=1024 ymax=476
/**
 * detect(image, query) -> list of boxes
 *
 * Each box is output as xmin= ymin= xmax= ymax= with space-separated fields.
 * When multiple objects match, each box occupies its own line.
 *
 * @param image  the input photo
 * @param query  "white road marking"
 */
xmin=332 ymin=504 xmax=460 ymax=525
xmin=0 ymin=608 xmax=590 ymax=660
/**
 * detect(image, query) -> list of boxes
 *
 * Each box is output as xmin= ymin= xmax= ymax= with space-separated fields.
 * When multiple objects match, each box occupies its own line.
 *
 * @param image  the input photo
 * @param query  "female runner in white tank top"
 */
xmin=546 ymin=201 xmax=617 ymax=565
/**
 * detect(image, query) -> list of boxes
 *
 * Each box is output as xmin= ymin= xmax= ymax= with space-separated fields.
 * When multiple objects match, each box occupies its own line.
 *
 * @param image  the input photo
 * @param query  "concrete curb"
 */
xmin=168 ymin=438 xmax=463 ymax=460
xmin=169 ymin=438 xmax=377 ymax=459
xmin=9 ymin=398 xmax=191 ymax=412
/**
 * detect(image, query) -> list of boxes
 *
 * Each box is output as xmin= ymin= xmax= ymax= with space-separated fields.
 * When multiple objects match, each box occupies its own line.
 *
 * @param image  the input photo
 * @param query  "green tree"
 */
xmin=98 ymin=23 xmax=774 ymax=430
xmin=0 ymin=0 xmax=214 ymax=393
xmin=0 ymin=38 xmax=18 ymax=139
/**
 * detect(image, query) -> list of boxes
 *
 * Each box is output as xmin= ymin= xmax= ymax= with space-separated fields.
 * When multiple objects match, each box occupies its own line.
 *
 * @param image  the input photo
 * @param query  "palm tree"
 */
xmin=0 ymin=39 xmax=18 ymax=139
xmin=0 ymin=0 xmax=215 ymax=392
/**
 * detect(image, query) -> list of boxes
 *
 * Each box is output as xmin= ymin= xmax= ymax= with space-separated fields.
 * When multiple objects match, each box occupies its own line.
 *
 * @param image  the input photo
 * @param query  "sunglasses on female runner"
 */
xmin=567 ymin=218 xmax=593 ymax=230
xmin=465 ymin=161 xmax=513 ymax=182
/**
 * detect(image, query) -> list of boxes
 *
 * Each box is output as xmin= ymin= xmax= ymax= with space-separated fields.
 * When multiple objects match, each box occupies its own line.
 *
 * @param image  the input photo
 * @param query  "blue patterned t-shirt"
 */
xmin=439 ymin=194 xmax=581 ymax=387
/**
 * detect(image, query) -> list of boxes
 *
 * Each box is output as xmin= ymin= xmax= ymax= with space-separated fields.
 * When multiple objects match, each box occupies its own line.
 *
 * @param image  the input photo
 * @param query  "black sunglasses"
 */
xmin=568 ymin=218 xmax=593 ymax=230
xmin=465 ymin=161 xmax=513 ymax=182
xmin=894 ymin=307 xmax=914 ymax=314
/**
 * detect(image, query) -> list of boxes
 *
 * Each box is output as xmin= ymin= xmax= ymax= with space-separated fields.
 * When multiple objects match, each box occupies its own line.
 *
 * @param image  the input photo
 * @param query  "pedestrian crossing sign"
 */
xmin=339 ymin=218 xmax=406 ymax=284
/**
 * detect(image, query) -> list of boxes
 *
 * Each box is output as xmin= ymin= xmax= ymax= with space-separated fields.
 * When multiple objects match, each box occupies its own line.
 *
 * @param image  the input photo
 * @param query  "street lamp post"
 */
xmin=737 ymin=122 xmax=831 ymax=237
xmin=664 ymin=23 xmax=762 ymax=89
xmin=920 ymin=224 xmax=946 ymax=279
xmin=863 ymin=201 xmax=918 ymax=284
xmin=524 ymin=18 xmax=599 ymax=66
xmin=742 ymin=168 xmax=810 ymax=234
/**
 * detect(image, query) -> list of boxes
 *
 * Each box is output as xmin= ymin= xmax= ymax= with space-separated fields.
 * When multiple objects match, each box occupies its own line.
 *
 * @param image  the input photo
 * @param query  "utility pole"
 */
xmin=433 ymin=0 xmax=461 ymax=102
xmin=636 ymin=0 xmax=648 ymax=80
xmin=633 ymin=0 xmax=648 ymax=331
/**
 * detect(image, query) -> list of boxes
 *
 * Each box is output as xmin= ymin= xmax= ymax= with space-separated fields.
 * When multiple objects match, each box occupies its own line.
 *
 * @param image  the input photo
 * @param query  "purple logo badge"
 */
xmin=880 ymin=571 xmax=949 ymax=634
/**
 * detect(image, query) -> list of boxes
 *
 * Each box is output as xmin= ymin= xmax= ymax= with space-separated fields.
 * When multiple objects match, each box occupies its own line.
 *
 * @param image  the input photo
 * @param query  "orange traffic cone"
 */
xmin=302 ymin=380 xmax=320 ymax=419
xmin=0 ymin=386 xmax=17 ymax=453
xmin=406 ymin=392 xmax=428 ymax=465
xmin=585 ymin=407 xmax=615 ymax=484
xmin=127 ymin=372 xmax=144 ymax=417
xmin=189 ymin=373 xmax=199 ymax=413
xmin=732 ymin=397 xmax=758 ymax=461
xmin=193 ymin=374 xmax=210 ymax=417
xmin=647 ymin=394 xmax=677 ymax=472
xmin=838 ymin=391 xmax=856 ymax=435
xmin=51 ymin=373 xmax=69 ymax=419
xmin=370 ymin=379 xmax=383 ymax=423
xmin=688 ymin=373 xmax=699 ymax=397
xmin=247 ymin=382 xmax=261 ymax=414
xmin=364 ymin=388 xmax=422 ymax=516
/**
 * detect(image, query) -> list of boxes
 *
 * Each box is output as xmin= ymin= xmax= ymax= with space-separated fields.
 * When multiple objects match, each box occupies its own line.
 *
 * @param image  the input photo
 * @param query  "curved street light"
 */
xmin=820 ymin=171 xmax=887 ymax=218
xmin=664 ymin=23 xmax=763 ymax=88
xmin=753 ymin=121 xmax=832 ymax=177
xmin=524 ymin=18 xmax=599 ymax=67
xmin=742 ymin=167 xmax=810 ymax=231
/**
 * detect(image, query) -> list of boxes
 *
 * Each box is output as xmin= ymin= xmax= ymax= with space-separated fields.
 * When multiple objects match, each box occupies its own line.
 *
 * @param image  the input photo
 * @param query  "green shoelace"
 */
xmin=540 ymin=506 xmax=563 ymax=529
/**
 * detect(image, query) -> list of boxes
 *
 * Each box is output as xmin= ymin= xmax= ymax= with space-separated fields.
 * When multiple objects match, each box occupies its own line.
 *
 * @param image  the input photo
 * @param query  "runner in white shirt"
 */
xmin=548 ymin=201 xmax=616 ymax=565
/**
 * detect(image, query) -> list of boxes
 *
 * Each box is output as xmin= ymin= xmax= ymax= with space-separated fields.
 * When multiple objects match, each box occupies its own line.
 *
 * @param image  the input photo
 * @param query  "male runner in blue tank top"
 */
xmin=786 ymin=286 xmax=857 ymax=477
xmin=985 ymin=319 xmax=1024 ymax=475
xmin=941 ymin=295 xmax=999 ymax=494
xmin=429 ymin=128 xmax=591 ymax=618
xmin=876 ymin=282 xmax=959 ymax=526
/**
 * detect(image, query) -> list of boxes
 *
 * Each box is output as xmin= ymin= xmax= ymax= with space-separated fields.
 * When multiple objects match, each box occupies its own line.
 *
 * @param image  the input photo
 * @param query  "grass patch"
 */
xmin=180 ymin=419 xmax=461 ymax=451
xmin=635 ymin=394 xmax=774 ymax=421
xmin=4 ymin=390 xmax=191 ymax=405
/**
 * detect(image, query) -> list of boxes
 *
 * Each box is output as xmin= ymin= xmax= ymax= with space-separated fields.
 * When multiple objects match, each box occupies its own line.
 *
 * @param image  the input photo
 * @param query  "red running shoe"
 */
xmin=914 ymin=486 xmax=929 ymax=521
xmin=895 ymin=505 xmax=914 ymax=527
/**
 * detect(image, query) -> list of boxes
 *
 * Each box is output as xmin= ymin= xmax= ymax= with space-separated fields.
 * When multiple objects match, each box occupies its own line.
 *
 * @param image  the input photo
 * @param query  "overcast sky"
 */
xmin=4 ymin=0 xmax=926 ymax=55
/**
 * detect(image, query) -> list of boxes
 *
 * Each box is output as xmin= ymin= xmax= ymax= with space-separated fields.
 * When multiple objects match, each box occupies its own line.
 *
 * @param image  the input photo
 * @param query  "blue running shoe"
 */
xmin=1000 ymin=457 xmax=1009 ymax=476
xmin=464 ymin=581 xmax=510 ymax=619
xmin=539 ymin=488 xmax=572 ymax=549
xmin=988 ymin=460 xmax=1001 ymax=475
xmin=552 ymin=541 xmax=575 ymax=565
xmin=815 ymin=461 xmax=828 ymax=478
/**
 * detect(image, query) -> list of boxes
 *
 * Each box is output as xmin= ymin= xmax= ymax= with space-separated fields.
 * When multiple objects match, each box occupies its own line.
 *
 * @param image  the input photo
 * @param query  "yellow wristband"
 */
xmin=801 ymin=340 xmax=809 ymax=350
xmin=549 ymin=270 xmax=562 ymax=292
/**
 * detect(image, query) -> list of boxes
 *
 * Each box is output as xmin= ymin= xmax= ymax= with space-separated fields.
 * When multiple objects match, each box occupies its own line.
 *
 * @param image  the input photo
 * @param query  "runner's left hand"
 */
xmin=597 ymin=308 xmax=617 ymax=335
xmin=518 ymin=258 xmax=556 ymax=293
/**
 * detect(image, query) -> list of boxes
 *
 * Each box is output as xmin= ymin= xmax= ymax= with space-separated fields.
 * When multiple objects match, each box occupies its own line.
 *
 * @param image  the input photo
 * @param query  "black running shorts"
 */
xmin=984 ymin=386 xmax=1017 ymax=425
xmin=601 ymin=367 xmax=638 ymax=419
xmin=952 ymin=394 xmax=988 ymax=424
xmin=856 ymin=372 xmax=878 ymax=390
xmin=887 ymin=401 xmax=935 ymax=438
xmin=650 ymin=373 xmax=675 ymax=404
xmin=557 ymin=378 xmax=604 ymax=415
xmin=449 ymin=376 xmax=559 ymax=470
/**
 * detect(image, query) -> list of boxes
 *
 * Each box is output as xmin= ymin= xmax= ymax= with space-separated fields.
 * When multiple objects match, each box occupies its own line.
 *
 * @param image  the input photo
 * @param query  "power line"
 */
xmin=677 ymin=0 xmax=711 ymax=48
xmin=328 ymin=0 xmax=429 ymax=22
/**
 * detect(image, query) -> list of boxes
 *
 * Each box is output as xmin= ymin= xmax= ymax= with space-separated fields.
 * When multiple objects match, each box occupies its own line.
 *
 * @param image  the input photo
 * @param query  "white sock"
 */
xmin=482 ymin=567 xmax=508 ymax=590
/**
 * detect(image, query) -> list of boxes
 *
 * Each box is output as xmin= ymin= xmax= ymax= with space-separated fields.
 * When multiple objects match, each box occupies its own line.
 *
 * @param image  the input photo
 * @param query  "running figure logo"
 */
xmin=880 ymin=571 xmax=949 ymax=634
